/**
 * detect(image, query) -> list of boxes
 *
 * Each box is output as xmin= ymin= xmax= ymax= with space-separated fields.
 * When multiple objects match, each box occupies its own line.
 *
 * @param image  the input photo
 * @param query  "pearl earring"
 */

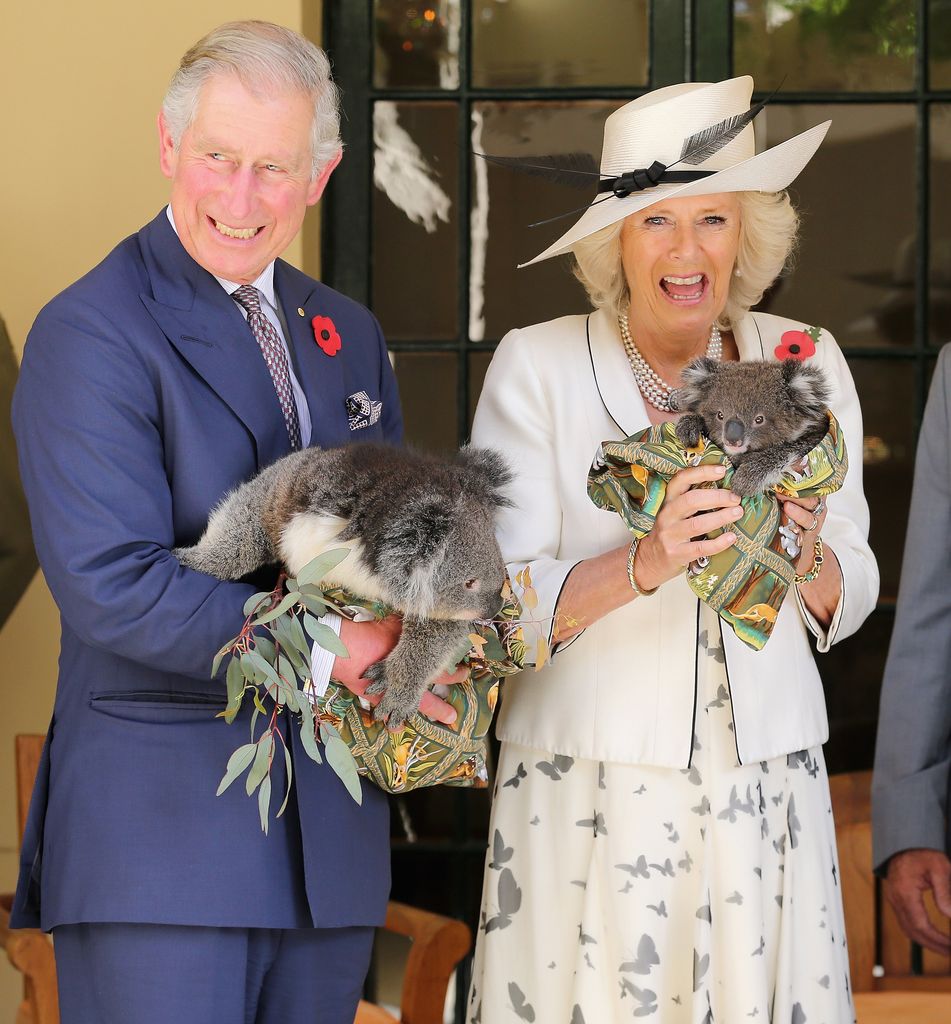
xmin=734 ymin=267 xmax=743 ymax=278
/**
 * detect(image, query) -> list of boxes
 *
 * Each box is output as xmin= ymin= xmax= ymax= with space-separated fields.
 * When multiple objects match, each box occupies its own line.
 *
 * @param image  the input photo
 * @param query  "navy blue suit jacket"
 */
xmin=11 ymin=210 xmax=402 ymax=931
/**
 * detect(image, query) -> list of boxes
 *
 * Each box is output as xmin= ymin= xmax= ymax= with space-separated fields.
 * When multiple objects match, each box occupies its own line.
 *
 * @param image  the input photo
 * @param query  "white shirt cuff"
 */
xmin=309 ymin=611 xmax=342 ymax=699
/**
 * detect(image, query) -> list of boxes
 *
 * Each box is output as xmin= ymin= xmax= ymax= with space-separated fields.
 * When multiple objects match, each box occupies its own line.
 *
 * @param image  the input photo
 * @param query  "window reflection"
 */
xmin=468 ymin=351 xmax=493 ymax=431
xmin=374 ymin=0 xmax=460 ymax=89
xmin=818 ymin=608 xmax=893 ymax=774
xmin=930 ymin=1 xmax=951 ymax=89
xmin=756 ymin=104 xmax=916 ymax=348
xmin=930 ymin=106 xmax=951 ymax=347
xmin=372 ymin=102 xmax=458 ymax=341
xmin=733 ymin=0 xmax=917 ymax=91
xmin=392 ymin=351 xmax=458 ymax=452
xmin=848 ymin=359 xmax=915 ymax=602
xmin=471 ymin=0 xmax=648 ymax=89
xmin=470 ymin=101 xmax=620 ymax=342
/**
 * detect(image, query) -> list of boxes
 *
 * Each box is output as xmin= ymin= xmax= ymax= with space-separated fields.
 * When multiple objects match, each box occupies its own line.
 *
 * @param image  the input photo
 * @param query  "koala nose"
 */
xmin=724 ymin=419 xmax=746 ymax=445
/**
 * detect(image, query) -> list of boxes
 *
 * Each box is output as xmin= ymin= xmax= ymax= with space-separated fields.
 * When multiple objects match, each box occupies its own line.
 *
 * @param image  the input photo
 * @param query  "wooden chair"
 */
xmin=0 ymin=734 xmax=471 ymax=1024
xmin=830 ymin=770 xmax=951 ymax=1023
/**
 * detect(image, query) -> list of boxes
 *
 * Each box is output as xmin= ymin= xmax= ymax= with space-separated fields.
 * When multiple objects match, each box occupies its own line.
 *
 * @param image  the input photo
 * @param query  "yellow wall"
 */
xmin=0 ymin=2 xmax=322 ymax=1013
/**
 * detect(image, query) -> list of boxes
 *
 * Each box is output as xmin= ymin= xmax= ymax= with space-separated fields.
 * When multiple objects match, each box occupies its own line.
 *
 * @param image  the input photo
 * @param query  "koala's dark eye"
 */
xmin=464 ymin=578 xmax=481 ymax=591
xmin=715 ymin=411 xmax=724 ymax=421
xmin=753 ymin=414 xmax=765 ymax=425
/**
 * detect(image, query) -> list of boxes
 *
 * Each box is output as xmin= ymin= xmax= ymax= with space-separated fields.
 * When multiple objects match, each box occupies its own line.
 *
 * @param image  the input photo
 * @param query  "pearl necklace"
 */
xmin=617 ymin=311 xmax=722 ymax=412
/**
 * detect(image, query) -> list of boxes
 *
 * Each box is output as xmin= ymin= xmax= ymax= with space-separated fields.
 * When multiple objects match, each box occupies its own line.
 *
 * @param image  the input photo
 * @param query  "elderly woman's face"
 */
xmin=619 ymin=192 xmax=741 ymax=340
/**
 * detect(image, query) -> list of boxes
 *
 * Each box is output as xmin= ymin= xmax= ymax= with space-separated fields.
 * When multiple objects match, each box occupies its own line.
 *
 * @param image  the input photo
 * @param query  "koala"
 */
xmin=668 ymin=357 xmax=831 ymax=498
xmin=175 ymin=443 xmax=512 ymax=728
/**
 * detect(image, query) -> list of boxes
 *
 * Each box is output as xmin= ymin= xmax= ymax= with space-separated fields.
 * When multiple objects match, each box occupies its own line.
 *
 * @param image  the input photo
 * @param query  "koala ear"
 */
xmin=669 ymin=356 xmax=720 ymax=412
xmin=456 ymin=445 xmax=514 ymax=507
xmin=781 ymin=359 xmax=831 ymax=419
xmin=388 ymin=499 xmax=453 ymax=564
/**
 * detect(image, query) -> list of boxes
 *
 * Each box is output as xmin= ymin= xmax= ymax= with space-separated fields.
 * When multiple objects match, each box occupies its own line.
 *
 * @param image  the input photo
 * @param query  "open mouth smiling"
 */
xmin=210 ymin=217 xmax=263 ymax=240
xmin=660 ymin=273 xmax=707 ymax=302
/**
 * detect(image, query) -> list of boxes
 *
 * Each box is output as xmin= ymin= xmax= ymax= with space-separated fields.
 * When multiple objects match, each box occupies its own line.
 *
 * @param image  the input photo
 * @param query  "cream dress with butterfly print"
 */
xmin=467 ymin=605 xmax=855 ymax=1024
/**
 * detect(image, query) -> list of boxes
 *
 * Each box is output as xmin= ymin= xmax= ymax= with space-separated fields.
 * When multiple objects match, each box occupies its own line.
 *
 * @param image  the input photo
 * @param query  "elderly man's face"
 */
xmin=158 ymin=74 xmax=339 ymax=284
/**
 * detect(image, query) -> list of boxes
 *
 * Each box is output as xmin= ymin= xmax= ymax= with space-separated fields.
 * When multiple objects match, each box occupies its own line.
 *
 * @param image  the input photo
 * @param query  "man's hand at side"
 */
xmin=333 ymin=615 xmax=465 ymax=726
xmin=883 ymin=847 xmax=951 ymax=955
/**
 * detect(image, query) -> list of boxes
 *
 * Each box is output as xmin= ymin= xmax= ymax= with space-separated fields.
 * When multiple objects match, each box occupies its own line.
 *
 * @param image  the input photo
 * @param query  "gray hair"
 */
xmin=572 ymin=191 xmax=800 ymax=327
xmin=161 ymin=20 xmax=342 ymax=178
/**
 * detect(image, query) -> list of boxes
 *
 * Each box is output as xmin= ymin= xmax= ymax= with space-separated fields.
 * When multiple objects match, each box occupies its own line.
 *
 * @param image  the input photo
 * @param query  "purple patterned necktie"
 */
xmin=232 ymin=285 xmax=301 ymax=450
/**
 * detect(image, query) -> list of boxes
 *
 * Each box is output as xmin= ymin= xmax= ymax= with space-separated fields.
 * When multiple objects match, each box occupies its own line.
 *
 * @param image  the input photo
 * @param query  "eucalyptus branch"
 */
xmin=211 ymin=552 xmax=532 ymax=833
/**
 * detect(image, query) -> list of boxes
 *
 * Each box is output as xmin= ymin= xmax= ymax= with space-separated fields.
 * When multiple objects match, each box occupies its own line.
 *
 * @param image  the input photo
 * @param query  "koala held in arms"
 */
xmin=174 ymin=443 xmax=512 ymax=729
xmin=669 ymin=357 xmax=831 ymax=498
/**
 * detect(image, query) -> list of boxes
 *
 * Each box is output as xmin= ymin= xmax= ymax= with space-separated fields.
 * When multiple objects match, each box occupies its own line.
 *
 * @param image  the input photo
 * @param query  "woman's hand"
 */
xmin=778 ymin=494 xmax=828 ymax=571
xmin=632 ymin=464 xmax=744 ymax=592
xmin=777 ymin=493 xmax=841 ymax=628
xmin=553 ymin=464 xmax=741 ymax=643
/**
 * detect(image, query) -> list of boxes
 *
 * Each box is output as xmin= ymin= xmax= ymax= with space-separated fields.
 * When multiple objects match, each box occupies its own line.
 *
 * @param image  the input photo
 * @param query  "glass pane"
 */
xmin=930 ymin=106 xmax=951 ymax=346
xmin=757 ymin=104 xmax=916 ymax=349
xmin=820 ymin=607 xmax=892 ymax=774
xmin=392 ymin=351 xmax=458 ymax=451
xmin=471 ymin=0 xmax=648 ymax=89
xmin=931 ymin=1 xmax=951 ymax=89
xmin=848 ymin=358 xmax=915 ymax=602
xmin=733 ymin=0 xmax=917 ymax=91
xmin=468 ymin=350 xmax=493 ymax=431
xmin=470 ymin=101 xmax=620 ymax=343
xmin=372 ymin=102 xmax=458 ymax=342
xmin=373 ymin=0 xmax=460 ymax=89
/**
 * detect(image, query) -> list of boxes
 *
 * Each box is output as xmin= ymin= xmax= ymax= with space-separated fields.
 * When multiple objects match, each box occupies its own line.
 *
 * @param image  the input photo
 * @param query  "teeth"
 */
xmin=214 ymin=220 xmax=259 ymax=240
xmin=663 ymin=274 xmax=704 ymax=285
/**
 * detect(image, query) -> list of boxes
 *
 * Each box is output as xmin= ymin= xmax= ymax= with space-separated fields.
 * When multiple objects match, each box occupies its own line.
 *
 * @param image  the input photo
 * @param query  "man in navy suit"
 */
xmin=11 ymin=20 xmax=459 ymax=1024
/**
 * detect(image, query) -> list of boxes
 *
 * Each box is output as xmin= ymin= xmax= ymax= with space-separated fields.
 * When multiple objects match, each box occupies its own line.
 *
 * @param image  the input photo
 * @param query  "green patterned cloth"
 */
xmin=312 ymin=584 xmax=526 ymax=793
xmin=586 ymin=415 xmax=848 ymax=650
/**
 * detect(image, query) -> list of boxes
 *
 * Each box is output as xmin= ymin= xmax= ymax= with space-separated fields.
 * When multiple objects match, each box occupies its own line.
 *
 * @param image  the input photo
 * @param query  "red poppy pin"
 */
xmin=774 ymin=326 xmax=821 ymax=361
xmin=311 ymin=315 xmax=342 ymax=356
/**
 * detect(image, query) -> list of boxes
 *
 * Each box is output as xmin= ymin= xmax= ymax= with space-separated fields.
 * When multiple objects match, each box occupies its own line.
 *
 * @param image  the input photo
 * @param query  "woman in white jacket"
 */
xmin=468 ymin=77 xmax=878 ymax=1024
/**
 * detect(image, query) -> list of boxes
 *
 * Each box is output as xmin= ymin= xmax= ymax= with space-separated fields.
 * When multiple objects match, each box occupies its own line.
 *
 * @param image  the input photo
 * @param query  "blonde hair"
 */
xmin=572 ymin=190 xmax=799 ymax=327
xmin=162 ymin=20 xmax=342 ymax=179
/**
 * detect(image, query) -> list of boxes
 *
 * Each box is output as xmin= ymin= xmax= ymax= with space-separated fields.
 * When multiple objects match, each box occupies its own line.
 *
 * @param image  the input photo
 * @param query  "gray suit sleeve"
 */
xmin=872 ymin=344 xmax=951 ymax=871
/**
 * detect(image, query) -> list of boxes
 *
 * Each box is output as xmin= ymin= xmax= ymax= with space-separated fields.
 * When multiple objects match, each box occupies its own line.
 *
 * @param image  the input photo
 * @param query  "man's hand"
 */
xmin=332 ymin=615 xmax=465 ymax=726
xmin=883 ymin=848 xmax=951 ymax=955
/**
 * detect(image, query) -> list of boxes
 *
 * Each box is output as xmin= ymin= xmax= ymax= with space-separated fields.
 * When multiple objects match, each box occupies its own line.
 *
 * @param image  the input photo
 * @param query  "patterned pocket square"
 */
xmin=345 ymin=390 xmax=383 ymax=431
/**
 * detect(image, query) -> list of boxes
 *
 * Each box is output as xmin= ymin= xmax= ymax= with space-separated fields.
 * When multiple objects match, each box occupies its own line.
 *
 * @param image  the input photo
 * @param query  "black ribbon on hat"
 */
xmin=476 ymin=84 xmax=781 ymax=230
xmin=596 ymin=161 xmax=714 ymax=198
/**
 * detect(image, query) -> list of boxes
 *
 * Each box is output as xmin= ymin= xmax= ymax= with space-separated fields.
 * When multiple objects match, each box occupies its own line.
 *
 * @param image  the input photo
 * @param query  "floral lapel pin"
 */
xmin=311 ymin=315 xmax=342 ymax=356
xmin=775 ymin=325 xmax=822 ymax=361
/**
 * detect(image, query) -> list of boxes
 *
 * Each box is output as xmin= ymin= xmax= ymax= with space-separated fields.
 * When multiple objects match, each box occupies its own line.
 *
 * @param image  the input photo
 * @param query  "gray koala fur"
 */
xmin=669 ymin=357 xmax=831 ymax=498
xmin=175 ymin=443 xmax=511 ymax=728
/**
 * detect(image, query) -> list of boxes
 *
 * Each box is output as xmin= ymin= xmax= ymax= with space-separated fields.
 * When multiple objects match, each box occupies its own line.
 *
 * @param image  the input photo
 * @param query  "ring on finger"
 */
xmin=806 ymin=514 xmax=820 ymax=532
xmin=813 ymin=498 xmax=826 ymax=518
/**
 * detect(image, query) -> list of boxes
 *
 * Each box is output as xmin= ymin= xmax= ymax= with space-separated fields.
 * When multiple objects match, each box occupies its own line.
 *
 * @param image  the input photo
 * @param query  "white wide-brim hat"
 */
xmin=520 ymin=76 xmax=829 ymax=268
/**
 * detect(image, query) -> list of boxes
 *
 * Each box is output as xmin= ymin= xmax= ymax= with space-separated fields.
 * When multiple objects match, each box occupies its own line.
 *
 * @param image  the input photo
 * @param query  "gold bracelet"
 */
xmin=794 ymin=536 xmax=824 ymax=585
xmin=626 ymin=537 xmax=658 ymax=597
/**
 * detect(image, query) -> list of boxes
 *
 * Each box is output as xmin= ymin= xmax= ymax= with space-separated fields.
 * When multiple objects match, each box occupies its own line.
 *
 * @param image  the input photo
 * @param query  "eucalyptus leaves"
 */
xmin=212 ymin=548 xmax=362 ymax=833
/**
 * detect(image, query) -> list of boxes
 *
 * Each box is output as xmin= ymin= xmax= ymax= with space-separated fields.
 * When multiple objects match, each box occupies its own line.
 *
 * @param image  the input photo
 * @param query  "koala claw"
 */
xmin=729 ymin=465 xmax=763 ymax=498
xmin=371 ymin=691 xmax=418 ymax=730
xmin=363 ymin=661 xmax=387 ymax=695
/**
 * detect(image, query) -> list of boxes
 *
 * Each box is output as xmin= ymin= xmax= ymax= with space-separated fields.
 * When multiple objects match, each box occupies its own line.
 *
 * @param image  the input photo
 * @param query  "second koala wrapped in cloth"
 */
xmin=587 ymin=414 xmax=848 ymax=651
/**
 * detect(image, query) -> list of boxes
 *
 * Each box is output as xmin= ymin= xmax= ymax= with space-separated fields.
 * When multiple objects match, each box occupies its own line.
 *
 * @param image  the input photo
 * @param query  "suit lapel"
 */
xmin=139 ymin=213 xmax=290 ymax=468
xmin=587 ymin=306 xmax=651 ymax=438
xmin=274 ymin=262 xmax=347 ymax=447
